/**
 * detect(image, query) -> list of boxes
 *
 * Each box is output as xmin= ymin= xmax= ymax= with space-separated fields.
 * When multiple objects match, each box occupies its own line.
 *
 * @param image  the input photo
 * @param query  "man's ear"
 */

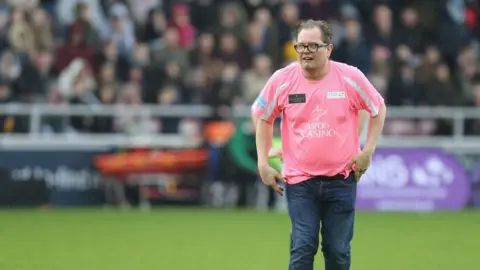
xmin=327 ymin=44 xmax=334 ymax=58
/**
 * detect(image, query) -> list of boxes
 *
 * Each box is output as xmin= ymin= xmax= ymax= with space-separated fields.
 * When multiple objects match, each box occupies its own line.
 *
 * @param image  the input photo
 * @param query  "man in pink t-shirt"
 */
xmin=252 ymin=20 xmax=386 ymax=270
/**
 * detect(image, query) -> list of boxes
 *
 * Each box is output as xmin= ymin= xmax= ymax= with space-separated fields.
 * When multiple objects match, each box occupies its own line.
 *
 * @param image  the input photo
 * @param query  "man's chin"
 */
xmin=301 ymin=62 xmax=317 ymax=70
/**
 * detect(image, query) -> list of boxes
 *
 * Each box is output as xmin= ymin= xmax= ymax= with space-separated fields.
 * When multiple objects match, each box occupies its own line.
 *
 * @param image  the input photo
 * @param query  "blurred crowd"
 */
xmin=0 ymin=0 xmax=479 ymax=136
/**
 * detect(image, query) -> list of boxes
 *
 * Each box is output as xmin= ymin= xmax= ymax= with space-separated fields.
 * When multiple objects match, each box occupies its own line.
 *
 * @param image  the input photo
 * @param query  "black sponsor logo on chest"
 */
xmin=288 ymin=94 xmax=306 ymax=104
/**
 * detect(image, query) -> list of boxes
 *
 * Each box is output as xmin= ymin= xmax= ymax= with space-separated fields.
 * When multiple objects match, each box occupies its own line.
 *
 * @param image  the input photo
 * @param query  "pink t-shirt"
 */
xmin=252 ymin=61 xmax=385 ymax=184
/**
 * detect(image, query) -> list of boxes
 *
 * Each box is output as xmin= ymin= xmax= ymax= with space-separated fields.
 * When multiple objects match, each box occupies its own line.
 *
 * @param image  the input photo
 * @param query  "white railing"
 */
xmin=0 ymin=104 xmax=480 ymax=153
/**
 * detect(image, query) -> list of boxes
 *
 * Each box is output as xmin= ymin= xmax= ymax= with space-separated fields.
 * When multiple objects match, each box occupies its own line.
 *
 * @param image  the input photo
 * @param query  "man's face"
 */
xmin=79 ymin=6 xmax=91 ymax=21
xmin=165 ymin=28 xmax=179 ymax=47
xmin=295 ymin=28 xmax=332 ymax=70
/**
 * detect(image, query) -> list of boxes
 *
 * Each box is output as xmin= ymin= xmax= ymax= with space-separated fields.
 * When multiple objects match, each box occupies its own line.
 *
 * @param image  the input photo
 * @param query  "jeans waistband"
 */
xmin=312 ymin=173 xmax=350 ymax=181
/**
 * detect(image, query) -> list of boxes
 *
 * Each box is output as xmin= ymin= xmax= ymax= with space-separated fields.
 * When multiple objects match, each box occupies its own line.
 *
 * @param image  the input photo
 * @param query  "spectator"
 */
xmin=0 ymin=79 xmax=10 ymax=105
xmin=0 ymin=8 xmax=10 ymax=51
xmin=0 ymin=50 xmax=21 ymax=84
xmin=55 ymin=21 xmax=95 ymax=73
xmin=161 ymin=60 xmax=187 ymax=101
xmin=92 ymin=83 xmax=116 ymax=133
xmin=185 ymin=67 xmax=209 ymax=105
xmin=68 ymin=69 xmax=99 ymax=133
xmin=95 ymin=40 xmax=130 ymax=82
xmin=386 ymin=62 xmax=423 ymax=106
xmin=115 ymin=83 xmax=155 ymax=135
xmin=190 ymin=0 xmax=218 ymax=33
xmin=56 ymin=0 xmax=108 ymax=36
xmin=189 ymin=32 xmax=215 ymax=67
xmin=368 ymin=45 xmax=390 ymax=96
xmin=6 ymin=0 xmax=39 ymax=11
xmin=456 ymin=45 xmax=479 ymax=101
xmin=417 ymin=45 xmax=442 ymax=84
xmin=8 ymin=8 xmax=34 ymax=54
xmin=241 ymin=54 xmax=271 ymax=104
xmin=41 ymin=87 xmax=66 ymax=134
xmin=277 ymin=2 xmax=298 ymax=64
xmin=394 ymin=7 xmax=424 ymax=54
xmin=14 ymin=49 xmax=53 ymax=101
xmin=368 ymin=5 xmax=394 ymax=50
xmin=299 ymin=0 xmax=332 ymax=21
xmin=210 ymin=63 xmax=241 ymax=121
xmin=30 ymin=8 xmax=55 ymax=51
xmin=252 ymin=7 xmax=280 ymax=67
xmin=167 ymin=4 xmax=195 ymax=50
xmin=143 ymin=8 xmax=165 ymax=43
xmin=103 ymin=7 xmax=135 ymax=57
xmin=465 ymin=75 xmax=480 ymax=135
xmin=156 ymin=84 xmax=181 ymax=134
xmin=436 ymin=0 xmax=472 ymax=68
xmin=151 ymin=27 xmax=189 ymax=74
xmin=214 ymin=32 xmax=248 ymax=70
xmin=332 ymin=18 xmax=371 ymax=74
xmin=216 ymin=2 xmax=248 ymax=44
xmin=424 ymin=63 xmax=462 ymax=106
xmin=127 ymin=0 xmax=160 ymax=26
xmin=67 ymin=2 xmax=98 ymax=46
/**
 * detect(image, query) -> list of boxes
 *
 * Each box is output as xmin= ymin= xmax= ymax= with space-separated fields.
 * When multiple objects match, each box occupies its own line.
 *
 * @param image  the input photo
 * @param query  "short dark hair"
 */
xmin=294 ymin=19 xmax=333 ymax=44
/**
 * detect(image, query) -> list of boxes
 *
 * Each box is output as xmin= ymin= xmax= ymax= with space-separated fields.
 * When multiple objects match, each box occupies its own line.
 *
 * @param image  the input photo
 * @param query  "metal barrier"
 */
xmin=1 ymin=104 xmax=480 ymax=209
xmin=1 ymin=104 xmax=480 ymax=153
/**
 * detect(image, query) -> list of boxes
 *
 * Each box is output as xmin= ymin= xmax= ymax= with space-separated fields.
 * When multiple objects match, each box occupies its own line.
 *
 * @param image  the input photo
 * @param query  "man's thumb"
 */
xmin=275 ymin=172 xmax=286 ymax=182
xmin=346 ymin=158 xmax=356 ymax=170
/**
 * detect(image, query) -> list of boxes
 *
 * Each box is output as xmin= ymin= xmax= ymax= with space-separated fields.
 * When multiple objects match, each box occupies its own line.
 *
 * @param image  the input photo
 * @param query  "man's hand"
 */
xmin=258 ymin=164 xmax=286 ymax=195
xmin=346 ymin=151 xmax=373 ymax=182
xmin=268 ymin=148 xmax=282 ymax=159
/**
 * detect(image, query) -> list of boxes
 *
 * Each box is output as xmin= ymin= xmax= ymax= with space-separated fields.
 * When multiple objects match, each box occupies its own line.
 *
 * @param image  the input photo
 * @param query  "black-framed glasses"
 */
xmin=293 ymin=43 xmax=329 ymax=53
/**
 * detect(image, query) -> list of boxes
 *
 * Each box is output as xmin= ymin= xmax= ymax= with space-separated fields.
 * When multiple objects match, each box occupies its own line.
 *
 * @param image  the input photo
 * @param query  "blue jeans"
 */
xmin=286 ymin=174 xmax=357 ymax=270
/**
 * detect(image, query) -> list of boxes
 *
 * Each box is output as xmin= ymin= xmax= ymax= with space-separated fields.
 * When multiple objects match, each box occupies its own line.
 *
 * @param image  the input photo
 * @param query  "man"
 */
xmin=224 ymin=118 xmax=258 ymax=208
xmin=250 ymin=102 xmax=369 ymax=213
xmin=252 ymin=20 xmax=386 ymax=270
xmin=208 ymin=118 xmax=257 ymax=208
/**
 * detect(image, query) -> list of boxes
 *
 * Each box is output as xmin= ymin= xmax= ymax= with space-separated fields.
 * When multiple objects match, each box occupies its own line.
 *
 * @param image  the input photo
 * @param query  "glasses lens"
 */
xmin=308 ymin=44 xmax=319 ymax=52
xmin=294 ymin=45 xmax=304 ymax=53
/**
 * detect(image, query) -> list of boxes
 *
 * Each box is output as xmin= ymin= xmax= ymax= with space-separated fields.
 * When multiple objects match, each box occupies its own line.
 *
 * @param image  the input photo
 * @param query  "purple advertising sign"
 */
xmin=356 ymin=148 xmax=469 ymax=211
xmin=470 ymin=162 xmax=480 ymax=207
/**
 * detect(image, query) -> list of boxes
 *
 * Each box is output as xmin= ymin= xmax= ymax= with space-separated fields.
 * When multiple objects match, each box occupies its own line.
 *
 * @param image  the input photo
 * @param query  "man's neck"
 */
xmin=301 ymin=61 xmax=330 ymax=81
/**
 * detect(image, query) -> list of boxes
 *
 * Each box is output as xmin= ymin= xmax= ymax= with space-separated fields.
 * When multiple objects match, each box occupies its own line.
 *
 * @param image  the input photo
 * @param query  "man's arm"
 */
xmin=251 ymin=112 xmax=258 ymax=129
xmin=363 ymin=105 xmax=386 ymax=155
xmin=252 ymin=112 xmax=282 ymax=158
xmin=345 ymin=68 xmax=386 ymax=150
xmin=251 ymin=73 xmax=283 ymax=167
xmin=256 ymin=119 xmax=274 ymax=167
xmin=357 ymin=110 xmax=369 ymax=137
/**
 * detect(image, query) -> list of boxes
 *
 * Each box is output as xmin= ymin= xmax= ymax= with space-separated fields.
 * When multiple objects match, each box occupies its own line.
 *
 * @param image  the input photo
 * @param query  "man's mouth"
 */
xmin=302 ymin=56 xmax=313 ymax=61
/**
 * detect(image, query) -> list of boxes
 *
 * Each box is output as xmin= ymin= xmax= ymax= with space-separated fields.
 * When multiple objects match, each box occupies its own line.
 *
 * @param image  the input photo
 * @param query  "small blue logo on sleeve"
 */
xmin=257 ymin=97 xmax=267 ymax=109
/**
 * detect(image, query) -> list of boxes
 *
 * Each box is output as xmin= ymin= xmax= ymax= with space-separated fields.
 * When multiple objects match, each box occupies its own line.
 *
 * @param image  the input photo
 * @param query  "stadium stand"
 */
xmin=0 ymin=0 xmax=478 ymax=138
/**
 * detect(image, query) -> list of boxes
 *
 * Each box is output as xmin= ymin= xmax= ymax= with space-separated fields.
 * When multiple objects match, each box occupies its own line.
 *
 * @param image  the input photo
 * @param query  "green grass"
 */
xmin=0 ymin=208 xmax=478 ymax=270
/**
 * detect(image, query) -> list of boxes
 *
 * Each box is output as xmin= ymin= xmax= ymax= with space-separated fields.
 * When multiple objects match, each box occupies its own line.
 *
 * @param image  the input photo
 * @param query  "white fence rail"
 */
xmin=0 ymin=104 xmax=480 ymax=153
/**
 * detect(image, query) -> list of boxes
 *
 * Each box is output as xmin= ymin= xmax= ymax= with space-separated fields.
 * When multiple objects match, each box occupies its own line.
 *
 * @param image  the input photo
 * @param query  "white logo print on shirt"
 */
xmin=312 ymin=105 xmax=327 ymax=116
xmin=300 ymin=122 xmax=337 ymax=138
xmin=326 ymin=91 xmax=346 ymax=99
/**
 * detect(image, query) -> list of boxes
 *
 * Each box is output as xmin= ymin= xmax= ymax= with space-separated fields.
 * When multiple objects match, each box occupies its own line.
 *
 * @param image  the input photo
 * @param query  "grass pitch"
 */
xmin=0 ymin=208 xmax=478 ymax=270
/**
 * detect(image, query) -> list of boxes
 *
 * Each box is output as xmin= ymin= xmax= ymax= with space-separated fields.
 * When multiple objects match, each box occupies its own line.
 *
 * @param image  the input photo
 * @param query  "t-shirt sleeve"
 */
xmin=251 ymin=73 xmax=284 ymax=124
xmin=344 ymin=68 xmax=385 ymax=117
